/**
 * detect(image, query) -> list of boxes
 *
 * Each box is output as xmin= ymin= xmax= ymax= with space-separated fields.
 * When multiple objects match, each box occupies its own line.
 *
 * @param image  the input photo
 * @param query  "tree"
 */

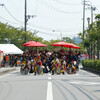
xmin=0 ymin=22 xmax=41 ymax=51
xmin=62 ymin=37 xmax=75 ymax=44
xmin=95 ymin=14 xmax=100 ymax=59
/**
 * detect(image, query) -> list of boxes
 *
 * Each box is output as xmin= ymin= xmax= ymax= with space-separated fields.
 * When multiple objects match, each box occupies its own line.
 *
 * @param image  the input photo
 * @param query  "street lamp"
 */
xmin=0 ymin=4 xmax=4 ymax=6
xmin=87 ymin=17 xmax=90 ymax=28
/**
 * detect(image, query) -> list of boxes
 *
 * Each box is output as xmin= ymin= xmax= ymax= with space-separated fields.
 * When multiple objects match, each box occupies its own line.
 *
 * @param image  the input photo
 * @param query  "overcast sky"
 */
xmin=0 ymin=0 xmax=100 ymax=40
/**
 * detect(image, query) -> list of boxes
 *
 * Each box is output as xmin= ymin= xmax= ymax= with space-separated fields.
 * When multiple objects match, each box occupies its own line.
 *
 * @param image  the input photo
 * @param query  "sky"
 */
xmin=0 ymin=0 xmax=100 ymax=41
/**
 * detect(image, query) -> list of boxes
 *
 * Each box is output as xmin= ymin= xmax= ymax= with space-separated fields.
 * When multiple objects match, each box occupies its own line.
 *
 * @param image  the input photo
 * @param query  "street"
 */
xmin=0 ymin=68 xmax=100 ymax=100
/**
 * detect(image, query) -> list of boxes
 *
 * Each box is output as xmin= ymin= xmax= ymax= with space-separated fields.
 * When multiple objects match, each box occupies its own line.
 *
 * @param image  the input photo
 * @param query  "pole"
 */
xmin=91 ymin=6 xmax=93 ymax=59
xmin=83 ymin=0 xmax=85 ymax=46
xmin=24 ymin=0 xmax=27 ymax=51
xmin=25 ymin=0 xmax=27 ymax=41
xmin=91 ymin=6 xmax=93 ymax=23
xmin=87 ymin=17 xmax=90 ymax=59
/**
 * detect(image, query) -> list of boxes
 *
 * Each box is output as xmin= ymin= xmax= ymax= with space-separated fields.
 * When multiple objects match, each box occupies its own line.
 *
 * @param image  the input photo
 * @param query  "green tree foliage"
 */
xmin=43 ymin=39 xmax=60 ymax=50
xmin=0 ymin=22 xmax=42 ymax=50
xmin=0 ymin=22 xmax=80 ymax=51
xmin=78 ymin=14 xmax=100 ymax=59
xmin=62 ymin=37 xmax=75 ymax=44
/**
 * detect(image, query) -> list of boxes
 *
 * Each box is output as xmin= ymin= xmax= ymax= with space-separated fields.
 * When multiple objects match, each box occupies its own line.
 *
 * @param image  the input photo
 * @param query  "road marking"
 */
xmin=69 ymin=81 xmax=100 ymax=86
xmin=48 ymin=77 xmax=51 ymax=80
xmin=46 ymin=81 xmax=53 ymax=100
xmin=48 ymin=73 xmax=51 ymax=76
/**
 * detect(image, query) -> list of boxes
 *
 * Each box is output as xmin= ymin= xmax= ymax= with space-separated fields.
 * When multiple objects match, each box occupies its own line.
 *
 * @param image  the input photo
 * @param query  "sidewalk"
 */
xmin=79 ymin=64 xmax=100 ymax=76
xmin=0 ymin=67 xmax=17 ymax=75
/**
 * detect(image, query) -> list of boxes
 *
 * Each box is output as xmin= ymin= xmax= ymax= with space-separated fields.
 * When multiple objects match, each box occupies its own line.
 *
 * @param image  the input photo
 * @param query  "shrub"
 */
xmin=82 ymin=60 xmax=100 ymax=71
xmin=82 ymin=60 xmax=85 ymax=67
xmin=96 ymin=60 xmax=100 ymax=71
xmin=92 ymin=60 xmax=98 ymax=70
xmin=88 ymin=60 xmax=93 ymax=69
xmin=84 ymin=60 xmax=89 ymax=68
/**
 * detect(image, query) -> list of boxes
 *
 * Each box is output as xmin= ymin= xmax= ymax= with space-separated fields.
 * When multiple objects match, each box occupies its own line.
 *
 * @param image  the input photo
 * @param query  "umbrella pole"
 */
xmin=69 ymin=47 xmax=71 ymax=51
xmin=36 ymin=47 xmax=37 ymax=53
xmin=61 ymin=45 xmax=63 ymax=50
xmin=69 ymin=47 xmax=72 ymax=55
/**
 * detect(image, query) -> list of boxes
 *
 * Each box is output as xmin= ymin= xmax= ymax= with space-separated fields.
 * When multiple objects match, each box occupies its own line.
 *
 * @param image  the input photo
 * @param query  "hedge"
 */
xmin=82 ymin=60 xmax=100 ymax=71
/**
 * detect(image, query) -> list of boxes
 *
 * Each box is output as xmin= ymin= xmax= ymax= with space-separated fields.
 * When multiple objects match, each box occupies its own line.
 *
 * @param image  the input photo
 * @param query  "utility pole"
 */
xmin=87 ymin=17 xmax=90 ymax=59
xmin=91 ymin=6 xmax=93 ymax=60
xmin=24 ymin=0 xmax=36 ymax=42
xmin=24 ymin=0 xmax=27 ymax=42
xmin=91 ymin=6 xmax=96 ymax=23
xmin=91 ymin=6 xmax=93 ymax=23
xmin=83 ymin=0 xmax=85 ymax=46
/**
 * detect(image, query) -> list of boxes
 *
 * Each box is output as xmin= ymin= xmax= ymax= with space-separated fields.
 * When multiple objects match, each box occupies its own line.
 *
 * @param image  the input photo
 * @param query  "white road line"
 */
xmin=69 ymin=81 xmax=100 ymax=86
xmin=46 ymin=81 xmax=53 ymax=100
xmin=48 ymin=77 xmax=51 ymax=80
xmin=48 ymin=73 xmax=51 ymax=76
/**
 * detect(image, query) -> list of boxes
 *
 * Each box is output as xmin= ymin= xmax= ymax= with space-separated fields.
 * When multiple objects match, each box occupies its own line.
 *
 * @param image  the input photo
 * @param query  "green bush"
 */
xmin=96 ymin=60 xmax=100 ymax=71
xmin=84 ymin=60 xmax=90 ymax=68
xmin=92 ymin=60 xmax=98 ymax=70
xmin=82 ymin=60 xmax=85 ymax=67
xmin=82 ymin=60 xmax=100 ymax=71
xmin=88 ymin=60 xmax=93 ymax=69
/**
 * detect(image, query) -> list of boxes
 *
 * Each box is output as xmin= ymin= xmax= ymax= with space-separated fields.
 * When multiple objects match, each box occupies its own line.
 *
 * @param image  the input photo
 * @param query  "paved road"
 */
xmin=0 ymin=68 xmax=100 ymax=100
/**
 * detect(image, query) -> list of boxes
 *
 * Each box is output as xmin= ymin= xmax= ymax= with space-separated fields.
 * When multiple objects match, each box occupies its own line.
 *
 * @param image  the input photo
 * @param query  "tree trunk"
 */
xmin=97 ymin=39 xmax=99 ymax=59
xmin=91 ymin=42 xmax=92 ymax=59
xmin=93 ymin=41 xmax=95 ymax=60
xmin=87 ymin=47 xmax=90 ymax=59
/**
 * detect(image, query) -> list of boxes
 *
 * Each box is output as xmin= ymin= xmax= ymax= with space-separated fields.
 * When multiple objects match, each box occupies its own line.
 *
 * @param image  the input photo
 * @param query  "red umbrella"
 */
xmin=51 ymin=41 xmax=71 ymax=47
xmin=71 ymin=45 xmax=80 ymax=49
xmin=51 ymin=41 xmax=80 ymax=49
xmin=21 ymin=40 xmax=35 ymax=46
xmin=22 ymin=41 xmax=47 ymax=47
xmin=65 ymin=43 xmax=80 ymax=49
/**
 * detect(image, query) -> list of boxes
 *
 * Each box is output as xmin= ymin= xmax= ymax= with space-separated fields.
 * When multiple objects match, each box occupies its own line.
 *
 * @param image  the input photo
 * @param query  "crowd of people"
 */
xmin=2 ymin=54 xmax=20 ymax=67
xmin=20 ymin=49 xmax=81 ymax=75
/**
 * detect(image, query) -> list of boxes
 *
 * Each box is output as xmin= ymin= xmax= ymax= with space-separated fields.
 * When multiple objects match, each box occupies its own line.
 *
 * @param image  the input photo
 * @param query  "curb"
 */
xmin=80 ymin=68 xmax=100 ymax=77
xmin=0 ymin=68 xmax=16 ymax=75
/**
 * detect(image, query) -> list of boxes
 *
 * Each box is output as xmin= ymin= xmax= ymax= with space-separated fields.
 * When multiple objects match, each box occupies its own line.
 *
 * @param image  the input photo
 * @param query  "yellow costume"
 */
xmin=21 ymin=61 xmax=26 ymax=69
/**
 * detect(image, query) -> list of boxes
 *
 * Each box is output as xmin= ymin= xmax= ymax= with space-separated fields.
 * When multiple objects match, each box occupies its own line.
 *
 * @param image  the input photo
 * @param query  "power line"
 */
xmin=53 ymin=0 xmax=81 ymax=6
xmin=28 ymin=22 xmax=82 ymax=32
xmin=0 ymin=3 xmax=82 ymax=31
xmin=39 ymin=0 xmax=82 ymax=14
xmin=0 ymin=17 xmax=59 ymax=36
xmin=0 ymin=18 xmax=80 ymax=38
xmin=0 ymin=16 xmax=23 ymax=25
xmin=82 ymin=0 xmax=86 ymax=46
xmin=27 ymin=27 xmax=59 ymax=36
xmin=4 ymin=5 xmax=23 ymax=24
xmin=0 ymin=16 xmax=81 ymax=33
